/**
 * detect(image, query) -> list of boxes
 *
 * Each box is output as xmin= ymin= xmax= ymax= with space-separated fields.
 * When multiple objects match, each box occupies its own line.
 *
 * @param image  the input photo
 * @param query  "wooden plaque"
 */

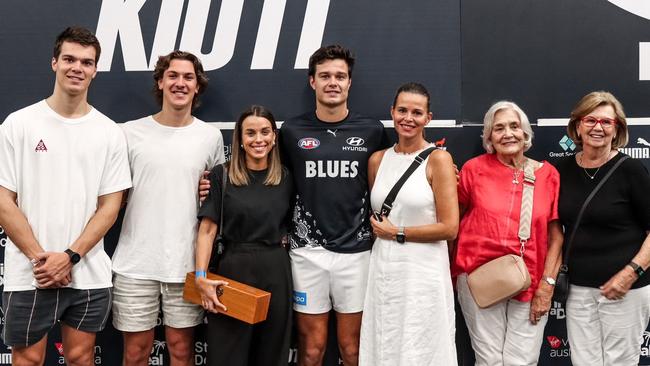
xmin=183 ymin=272 xmax=271 ymax=324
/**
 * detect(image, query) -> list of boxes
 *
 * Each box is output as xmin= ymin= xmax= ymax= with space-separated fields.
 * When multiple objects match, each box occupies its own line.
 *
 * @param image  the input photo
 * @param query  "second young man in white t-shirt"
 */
xmin=111 ymin=51 xmax=224 ymax=366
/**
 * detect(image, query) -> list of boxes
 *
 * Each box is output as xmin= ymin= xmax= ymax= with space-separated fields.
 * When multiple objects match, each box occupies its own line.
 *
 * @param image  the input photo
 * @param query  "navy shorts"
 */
xmin=2 ymin=287 xmax=112 ymax=347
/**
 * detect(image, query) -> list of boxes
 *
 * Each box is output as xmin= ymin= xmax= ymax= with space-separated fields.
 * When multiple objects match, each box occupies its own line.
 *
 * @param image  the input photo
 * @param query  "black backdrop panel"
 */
xmin=1 ymin=0 xmax=650 ymax=365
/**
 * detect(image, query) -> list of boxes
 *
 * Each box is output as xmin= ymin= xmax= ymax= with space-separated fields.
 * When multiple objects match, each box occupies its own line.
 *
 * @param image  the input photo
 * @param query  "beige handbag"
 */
xmin=466 ymin=160 xmax=535 ymax=308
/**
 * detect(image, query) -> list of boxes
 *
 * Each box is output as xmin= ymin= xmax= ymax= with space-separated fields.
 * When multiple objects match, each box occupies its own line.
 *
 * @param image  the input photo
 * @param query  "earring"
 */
xmin=240 ymin=144 xmax=243 ymax=148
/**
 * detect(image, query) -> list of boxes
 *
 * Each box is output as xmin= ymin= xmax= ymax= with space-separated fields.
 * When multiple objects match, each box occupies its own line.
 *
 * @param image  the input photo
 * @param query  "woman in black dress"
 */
xmin=194 ymin=105 xmax=294 ymax=366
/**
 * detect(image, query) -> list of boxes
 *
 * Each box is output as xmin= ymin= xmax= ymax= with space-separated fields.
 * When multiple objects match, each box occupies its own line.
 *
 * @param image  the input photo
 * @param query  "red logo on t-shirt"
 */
xmin=35 ymin=139 xmax=47 ymax=152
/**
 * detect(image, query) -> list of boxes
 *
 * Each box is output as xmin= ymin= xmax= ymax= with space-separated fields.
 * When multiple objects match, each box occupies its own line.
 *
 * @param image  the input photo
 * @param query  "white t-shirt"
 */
xmin=112 ymin=116 xmax=224 ymax=282
xmin=0 ymin=100 xmax=132 ymax=291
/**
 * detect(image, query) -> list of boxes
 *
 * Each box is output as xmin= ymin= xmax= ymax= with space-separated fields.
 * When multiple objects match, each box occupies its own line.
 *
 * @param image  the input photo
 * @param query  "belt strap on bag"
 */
xmin=380 ymin=146 xmax=437 ymax=217
xmin=216 ymin=165 xmax=227 ymax=255
xmin=517 ymin=160 xmax=536 ymax=257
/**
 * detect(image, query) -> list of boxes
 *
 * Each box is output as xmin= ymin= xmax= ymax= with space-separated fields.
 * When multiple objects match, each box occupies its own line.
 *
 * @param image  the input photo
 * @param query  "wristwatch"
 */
xmin=543 ymin=276 xmax=556 ymax=286
xmin=628 ymin=261 xmax=645 ymax=277
xmin=65 ymin=249 xmax=81 ymax=265
xmin=396 ymin=227 xmax=406 ymax=244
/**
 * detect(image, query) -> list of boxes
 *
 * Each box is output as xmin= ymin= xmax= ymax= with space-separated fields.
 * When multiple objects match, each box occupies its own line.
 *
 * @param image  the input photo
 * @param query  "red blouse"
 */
xmin=452 ymin=153 xmax=560 ymax=302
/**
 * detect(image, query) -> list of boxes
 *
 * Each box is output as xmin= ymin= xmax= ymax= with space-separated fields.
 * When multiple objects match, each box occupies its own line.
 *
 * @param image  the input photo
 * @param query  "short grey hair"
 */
xmin=481 ymin=101 xmax=534 ymax=154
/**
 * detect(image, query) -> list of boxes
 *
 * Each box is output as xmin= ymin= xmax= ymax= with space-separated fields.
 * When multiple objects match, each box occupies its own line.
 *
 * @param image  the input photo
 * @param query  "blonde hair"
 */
xmin=481 ymin=101 xmax=533 ymax=154
xmin=229 ymin=105 xmax=283 ymax=186
xmin=567 ymin=91 xmax=628 ymax=149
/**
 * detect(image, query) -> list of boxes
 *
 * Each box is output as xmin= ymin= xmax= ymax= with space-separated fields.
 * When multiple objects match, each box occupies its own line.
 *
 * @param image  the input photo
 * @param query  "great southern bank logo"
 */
xmin=549 ymin=136 xmax=577 ymax=158
xmin=559 ymin=135 xmax=576 ymax=151
xmin=299 ymin=138 xmax=320 ymax=150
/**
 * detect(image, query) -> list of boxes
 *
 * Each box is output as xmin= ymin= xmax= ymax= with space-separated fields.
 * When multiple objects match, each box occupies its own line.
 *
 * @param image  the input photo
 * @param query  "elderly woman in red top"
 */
xmin=453 ymin=101 xmax=564 ymax=366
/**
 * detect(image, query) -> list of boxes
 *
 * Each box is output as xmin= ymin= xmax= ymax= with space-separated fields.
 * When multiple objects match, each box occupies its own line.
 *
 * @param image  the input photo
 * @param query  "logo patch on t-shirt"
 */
xmin=298 ymin=138 xmax=320 ymax=150
xmin=35 ymin=139 xmax=47 ymax=152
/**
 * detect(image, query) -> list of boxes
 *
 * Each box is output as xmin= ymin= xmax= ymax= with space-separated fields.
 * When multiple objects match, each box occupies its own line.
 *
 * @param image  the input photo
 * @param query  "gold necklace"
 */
xmin=578 ymin=151 xmax=611 ymax=180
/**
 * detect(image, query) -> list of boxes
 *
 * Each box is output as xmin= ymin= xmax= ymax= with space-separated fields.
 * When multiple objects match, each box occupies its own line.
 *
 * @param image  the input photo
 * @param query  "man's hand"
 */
xmin=33 ymin=252 xmax=72 ymax=288
xmin=199 ymin=170 xmax=211 ymax=203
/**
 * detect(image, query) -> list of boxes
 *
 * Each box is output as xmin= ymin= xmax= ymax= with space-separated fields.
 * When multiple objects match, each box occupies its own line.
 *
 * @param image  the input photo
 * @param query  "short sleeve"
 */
xmin=547 ymin=164 xmax=560 ymax=222
xmin=98 ymin=126 xmax=132 ymax=196
xmin=0 ymin=118 xmax=17 ymax=192
xmin=198 ymin=164 xmax=225 ymax=224
xmin=209 ymin=128 xmax=225 ymax=168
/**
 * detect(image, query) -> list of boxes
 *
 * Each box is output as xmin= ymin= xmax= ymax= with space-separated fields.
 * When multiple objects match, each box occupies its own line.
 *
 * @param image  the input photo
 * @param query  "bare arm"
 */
xmin=34 ymin=190 xmax=124 ymax=288
xmin=194 ymin=217 xmax=228 ymax=313
xmin=530 ymin=220 xmax=564 ymax=324
xmin=600 ymin=231 xmax=650 ymax=299
xmin=371 ymin=150 xmax=459 ymax=242
xmin=0 ymin=186 xmax=45 ymax=261
xmin=367 ymin=149 xmax=386 ymax=191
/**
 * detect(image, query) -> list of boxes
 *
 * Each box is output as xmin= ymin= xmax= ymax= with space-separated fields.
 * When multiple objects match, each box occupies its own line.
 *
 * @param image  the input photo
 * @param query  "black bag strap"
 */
xmin=215 ymin=164 xmax=227 ymax=255
xmin=560 ymin=154 xmax=629 ymax=270
xmin=380 ymin=146 xmax=436 ymax=217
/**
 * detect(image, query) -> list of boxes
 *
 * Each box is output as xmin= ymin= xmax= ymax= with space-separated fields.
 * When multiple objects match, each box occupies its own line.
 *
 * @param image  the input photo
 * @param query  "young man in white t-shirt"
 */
xmin=0 ymin=27 xmax=132 ymax=365
xmin=111 ymin=51 xmax=224 ymax=366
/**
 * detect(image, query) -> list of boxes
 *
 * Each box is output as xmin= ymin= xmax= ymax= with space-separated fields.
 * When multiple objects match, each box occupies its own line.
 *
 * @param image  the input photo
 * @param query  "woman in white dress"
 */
xmin=359 ymin=82 xmax=459 ymax=365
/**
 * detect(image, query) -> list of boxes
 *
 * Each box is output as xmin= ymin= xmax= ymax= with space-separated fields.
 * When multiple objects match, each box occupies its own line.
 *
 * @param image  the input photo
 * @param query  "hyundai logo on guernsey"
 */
xmin=299 ymin=138 xmax=320 ymax=150
xmin=293 ymin=291 xmax=307 ymax=305
xmin=343 ymin=137 xmax=367 ymax=152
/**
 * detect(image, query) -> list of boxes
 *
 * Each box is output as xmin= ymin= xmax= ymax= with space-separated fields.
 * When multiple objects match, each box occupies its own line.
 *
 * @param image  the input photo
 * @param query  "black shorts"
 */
xmin=2 ymin=287 xmax=112 ymax=347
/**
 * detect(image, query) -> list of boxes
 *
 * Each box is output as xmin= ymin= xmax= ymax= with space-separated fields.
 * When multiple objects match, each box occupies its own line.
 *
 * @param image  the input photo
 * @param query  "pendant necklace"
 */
xmin=512 ymin=169 xmax=522 ymax=184
xmin=579 ymin=151 xmax=610 ymax=180
xmin=510 ymin=159 xmax=526 ymax=185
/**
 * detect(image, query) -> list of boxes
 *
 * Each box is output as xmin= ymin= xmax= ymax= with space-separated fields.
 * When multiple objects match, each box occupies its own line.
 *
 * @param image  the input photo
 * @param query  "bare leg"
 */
xmin=296 ymin=311 xmax=329 ymax=366
xmin=11 ymin=335 xmax=47 ymax=366
xmin=165 ymin=326 xmax=195 ymax=366
xmin=61 ymin=323 xmax=97 ymax=366
xmin=336 ymin=312 xmax=362 ymax=366
xmin=122 ymin=329 xmax=155 ymax=366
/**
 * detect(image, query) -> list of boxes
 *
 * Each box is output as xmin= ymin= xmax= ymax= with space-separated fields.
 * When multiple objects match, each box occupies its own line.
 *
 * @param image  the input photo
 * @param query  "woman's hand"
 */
xmin=196 ymin=276 xmax=229 ymax=313
xmin=370 ymin=215 xmax=397 ymax=241
xmin=600 ymin=266 xmax=637 ymax=300
xmin=529 ymin=282 xmax=554 ymax=325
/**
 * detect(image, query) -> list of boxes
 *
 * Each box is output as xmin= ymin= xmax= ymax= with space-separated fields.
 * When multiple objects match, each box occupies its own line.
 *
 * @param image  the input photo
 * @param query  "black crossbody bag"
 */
xmin=553 ymin=155 xmax=629 ymax=303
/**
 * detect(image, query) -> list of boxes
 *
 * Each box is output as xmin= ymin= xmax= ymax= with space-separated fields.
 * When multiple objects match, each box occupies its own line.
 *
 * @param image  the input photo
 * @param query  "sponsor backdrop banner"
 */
xmin=0 ymin=0 xmax=649 ymax=365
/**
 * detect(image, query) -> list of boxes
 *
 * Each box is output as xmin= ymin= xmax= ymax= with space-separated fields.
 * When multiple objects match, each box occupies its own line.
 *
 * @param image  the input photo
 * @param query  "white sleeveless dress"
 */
xmin=359 ymin=146 xmax=457 ymax=366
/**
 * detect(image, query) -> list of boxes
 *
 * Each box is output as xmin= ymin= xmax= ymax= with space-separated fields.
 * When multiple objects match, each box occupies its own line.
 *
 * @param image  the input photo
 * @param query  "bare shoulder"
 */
xmin=427 ymin=148 xmax=453 ymax=167
xmin=369 ymin=148 xmax=388 ymax=167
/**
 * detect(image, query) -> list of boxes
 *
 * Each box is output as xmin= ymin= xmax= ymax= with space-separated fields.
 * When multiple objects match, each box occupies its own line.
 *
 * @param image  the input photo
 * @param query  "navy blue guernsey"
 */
xmin=280 ymin=111 xmax=388 ymax=253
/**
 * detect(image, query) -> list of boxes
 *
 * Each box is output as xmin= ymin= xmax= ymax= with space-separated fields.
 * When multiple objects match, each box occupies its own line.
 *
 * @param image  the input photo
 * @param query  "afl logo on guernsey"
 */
xmin=299 ymin=138 xmax=320 ymax=150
